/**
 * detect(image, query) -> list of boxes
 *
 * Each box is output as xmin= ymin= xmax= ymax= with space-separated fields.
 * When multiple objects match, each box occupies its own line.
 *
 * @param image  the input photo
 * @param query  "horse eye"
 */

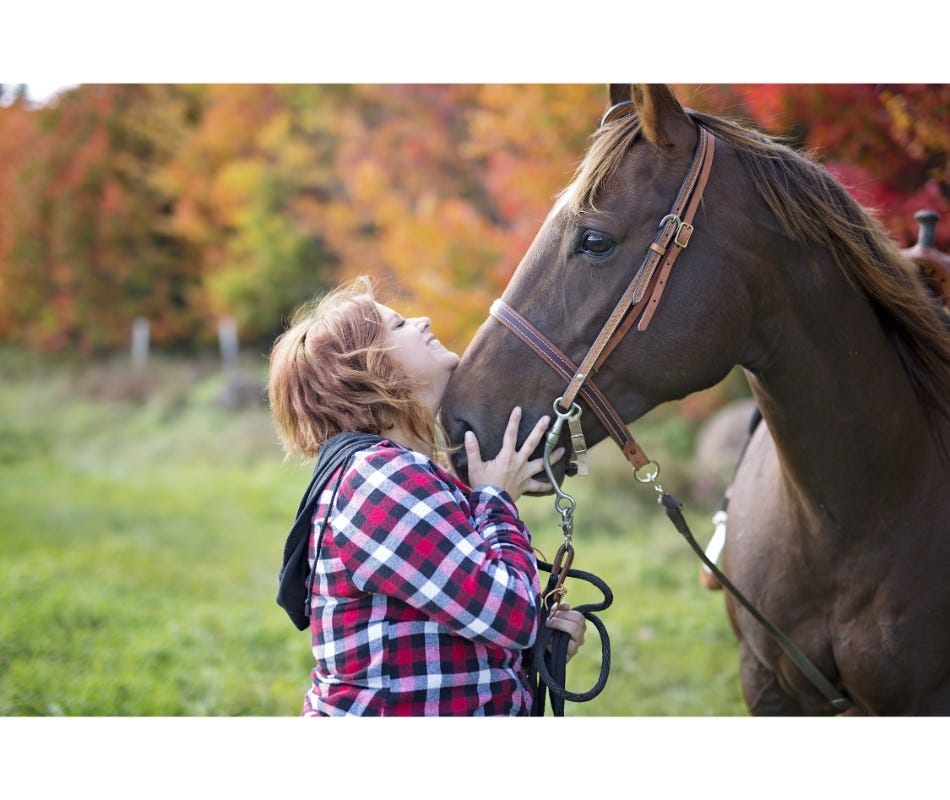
xmin=580 ymin=230 xmax=614 ymax=256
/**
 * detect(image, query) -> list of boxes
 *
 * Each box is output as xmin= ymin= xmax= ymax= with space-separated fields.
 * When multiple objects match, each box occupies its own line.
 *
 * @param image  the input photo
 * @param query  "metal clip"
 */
xmin=567 ymin=405 xmax=589 ymax=476
xmin=544 ymin=398 xmax=580 ymax=517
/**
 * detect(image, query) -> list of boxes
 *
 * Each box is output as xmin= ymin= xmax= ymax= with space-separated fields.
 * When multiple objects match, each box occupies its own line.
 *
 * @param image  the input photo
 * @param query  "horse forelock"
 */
xmin=561 ymin=105 xmax=950 ymax=429
xmin=563 ymin=113 xmax=643 ymax=217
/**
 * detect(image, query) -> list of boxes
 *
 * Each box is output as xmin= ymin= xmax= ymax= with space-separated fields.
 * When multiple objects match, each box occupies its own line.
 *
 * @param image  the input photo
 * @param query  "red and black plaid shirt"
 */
xmin=302 ymin=439 xmax=540 ymax=716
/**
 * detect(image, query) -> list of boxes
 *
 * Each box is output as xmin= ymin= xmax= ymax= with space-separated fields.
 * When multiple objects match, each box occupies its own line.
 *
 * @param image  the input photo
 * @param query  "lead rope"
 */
xmin=634 ymin=468 xmax=855 ymax=713
xmin=529 ymin=399 xmax=613 ymax=716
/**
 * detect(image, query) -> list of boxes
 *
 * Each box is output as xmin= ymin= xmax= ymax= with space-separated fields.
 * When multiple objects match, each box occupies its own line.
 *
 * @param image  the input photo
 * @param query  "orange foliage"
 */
xmin=0 ymin=83 xmax=947 ymax=354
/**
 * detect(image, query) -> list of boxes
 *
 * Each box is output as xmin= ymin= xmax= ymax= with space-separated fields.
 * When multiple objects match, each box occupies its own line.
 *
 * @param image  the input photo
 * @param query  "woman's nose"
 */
xmin=412 ymin=316 xmax=431 ymax=332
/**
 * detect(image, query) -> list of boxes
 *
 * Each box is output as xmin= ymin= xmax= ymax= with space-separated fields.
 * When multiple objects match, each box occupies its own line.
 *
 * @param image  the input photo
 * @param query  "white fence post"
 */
xmin=131 ymin=317 xmax=150 ymax=367
xmin=218 ymin=316 xmax=239 ymax=371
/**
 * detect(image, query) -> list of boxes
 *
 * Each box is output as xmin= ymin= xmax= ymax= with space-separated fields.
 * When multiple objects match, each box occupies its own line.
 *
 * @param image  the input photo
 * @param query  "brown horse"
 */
xmin=440 ymin=84 xmax=950 ymax=715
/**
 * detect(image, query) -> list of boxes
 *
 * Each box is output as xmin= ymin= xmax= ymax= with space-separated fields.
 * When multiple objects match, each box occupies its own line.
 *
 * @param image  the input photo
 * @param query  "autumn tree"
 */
xmin=1 ymin=83 xmax=947 ymax=355
xmin=153 ymin=84 xmax=357 ymax=344
xmin=675 ymin=84 xmax=950 ymax=250
xmin=315 ymin=84 xmax=605 ymax=351
xmin=0 ymin=84 xmax=201 ymax=352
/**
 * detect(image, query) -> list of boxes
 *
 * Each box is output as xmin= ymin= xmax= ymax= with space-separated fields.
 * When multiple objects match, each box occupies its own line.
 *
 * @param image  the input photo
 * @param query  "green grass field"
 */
xmin=0 ymin=350 xmax=749 ymax=716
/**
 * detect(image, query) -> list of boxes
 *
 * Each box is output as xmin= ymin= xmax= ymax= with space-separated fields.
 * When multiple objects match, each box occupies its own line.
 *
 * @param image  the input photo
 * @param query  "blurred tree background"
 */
xmin=1 ymin=83 xmax=947 ymax=357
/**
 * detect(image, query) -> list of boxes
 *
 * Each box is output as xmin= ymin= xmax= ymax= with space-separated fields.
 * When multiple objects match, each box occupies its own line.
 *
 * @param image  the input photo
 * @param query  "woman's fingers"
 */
xmin=525 ymin=446 xmax=563 ymax=477
xmin=546 ymin=603 xmax=587 ymax=661
xmin=466 ymin=410 xmax=569 ymax=498
xmin=463 ymin=430 xmax=481 ymax=462
xmin=501 ymin=406 xmax=522 ymax=454
xmin=520 ymin=413 xmax=551 ymax=456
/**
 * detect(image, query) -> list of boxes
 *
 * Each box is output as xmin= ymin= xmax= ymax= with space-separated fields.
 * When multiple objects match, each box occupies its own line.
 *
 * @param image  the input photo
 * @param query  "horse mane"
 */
xmin=566 ymin=107 xmax=950 ymax=429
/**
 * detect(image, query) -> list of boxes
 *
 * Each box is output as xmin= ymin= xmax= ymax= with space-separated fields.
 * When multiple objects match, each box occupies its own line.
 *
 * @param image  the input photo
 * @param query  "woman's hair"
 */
xmin=267 ymin=275 xmax=443 ymax=460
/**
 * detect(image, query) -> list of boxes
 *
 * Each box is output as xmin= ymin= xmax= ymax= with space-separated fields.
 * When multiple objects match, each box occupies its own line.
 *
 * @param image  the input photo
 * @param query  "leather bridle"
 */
xmin=490 ymin=120 xmax=716 ymax=480
xmin=488 ymin=110 xmax=855 ymax=713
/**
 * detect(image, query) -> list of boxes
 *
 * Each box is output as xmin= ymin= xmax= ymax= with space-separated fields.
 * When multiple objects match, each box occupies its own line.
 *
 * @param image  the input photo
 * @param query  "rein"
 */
xmin=497 ymin=120 xmax=855 ymax=714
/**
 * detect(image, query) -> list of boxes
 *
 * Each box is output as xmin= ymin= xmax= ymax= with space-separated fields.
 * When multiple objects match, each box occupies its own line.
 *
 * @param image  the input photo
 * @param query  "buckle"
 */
xmin=674 ymin=221 xmax=694 ymax=248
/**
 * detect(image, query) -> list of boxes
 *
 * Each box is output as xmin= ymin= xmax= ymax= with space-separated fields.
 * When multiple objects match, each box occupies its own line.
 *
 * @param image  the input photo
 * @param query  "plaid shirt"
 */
xmin=302 ymin=439 xmax=540 ymax=716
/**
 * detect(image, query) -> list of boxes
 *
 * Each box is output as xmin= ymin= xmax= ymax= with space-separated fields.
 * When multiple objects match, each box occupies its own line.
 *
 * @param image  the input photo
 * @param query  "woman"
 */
xmin=268 ymin=276 xmax=587 ymax=716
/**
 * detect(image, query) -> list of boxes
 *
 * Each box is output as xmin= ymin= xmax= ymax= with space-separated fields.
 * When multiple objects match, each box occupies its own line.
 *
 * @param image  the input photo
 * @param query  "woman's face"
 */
xmin=377 ymin=303 xmax=461 ymax=411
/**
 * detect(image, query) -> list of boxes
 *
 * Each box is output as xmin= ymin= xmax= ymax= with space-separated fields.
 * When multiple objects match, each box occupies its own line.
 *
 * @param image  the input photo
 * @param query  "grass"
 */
xmin=0 ymin=349 xmax=749 ymax=716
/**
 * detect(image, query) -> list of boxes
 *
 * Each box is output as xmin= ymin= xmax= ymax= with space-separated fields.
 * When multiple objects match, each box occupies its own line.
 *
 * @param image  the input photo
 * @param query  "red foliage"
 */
xmin=0 ymin=83 xmax=947 ymax=354
xmin=678 ymin=83 xmax=950 ymax=251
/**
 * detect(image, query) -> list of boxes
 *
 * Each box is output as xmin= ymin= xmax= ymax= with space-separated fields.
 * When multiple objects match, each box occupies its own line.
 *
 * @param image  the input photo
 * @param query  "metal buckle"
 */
xmin=674 ymin=221 xmax=694 ymax=248
xmin=658 ymin=214 xmax=694 ymax=249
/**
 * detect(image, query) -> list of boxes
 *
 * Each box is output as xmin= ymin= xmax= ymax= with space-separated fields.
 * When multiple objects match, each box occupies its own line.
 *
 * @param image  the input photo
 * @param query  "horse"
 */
xmin=440 ymin=84 xmax=950 ymax=715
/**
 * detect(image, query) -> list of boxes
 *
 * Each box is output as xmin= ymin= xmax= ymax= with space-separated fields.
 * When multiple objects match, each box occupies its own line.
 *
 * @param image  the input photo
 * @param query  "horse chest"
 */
xmin=726 ymin=445 xmax=950 ymax=713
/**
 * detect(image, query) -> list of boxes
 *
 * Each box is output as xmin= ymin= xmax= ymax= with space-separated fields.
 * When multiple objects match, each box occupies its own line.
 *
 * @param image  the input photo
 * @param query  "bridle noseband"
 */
xmin=491 ymin=123 xmax=716 ymax=481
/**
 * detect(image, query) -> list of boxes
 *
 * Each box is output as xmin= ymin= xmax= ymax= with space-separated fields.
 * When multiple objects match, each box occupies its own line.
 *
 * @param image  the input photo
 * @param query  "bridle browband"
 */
xmin=491 ymin=123 xmax=716 ymax=479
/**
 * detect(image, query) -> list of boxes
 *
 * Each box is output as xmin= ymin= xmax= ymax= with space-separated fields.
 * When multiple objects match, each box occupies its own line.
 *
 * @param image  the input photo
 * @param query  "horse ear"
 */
xmin=630 ymin=84 xmax=691 ymax=148
xmin=608 ymin=84 xmax=632 ymax=106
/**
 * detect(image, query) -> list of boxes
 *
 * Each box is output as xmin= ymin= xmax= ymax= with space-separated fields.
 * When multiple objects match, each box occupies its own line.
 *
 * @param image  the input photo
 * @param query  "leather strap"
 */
xmin=490 ymin=299 xmax=651 ymax=469
xmin=559 ymin=127 xmax=715 ymax=413
xmin=637 ymin=129 xmax=716 ymax=331
xmin=660 ymin=491 xmax=854 ymax=713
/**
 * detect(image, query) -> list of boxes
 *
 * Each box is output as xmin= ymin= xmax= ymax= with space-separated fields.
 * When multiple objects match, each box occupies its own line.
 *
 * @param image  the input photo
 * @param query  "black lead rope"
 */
xmin=659 ymin=491 xmax=854 ymax=713
xmin=528 ymin=559 xmax=613 ymax=716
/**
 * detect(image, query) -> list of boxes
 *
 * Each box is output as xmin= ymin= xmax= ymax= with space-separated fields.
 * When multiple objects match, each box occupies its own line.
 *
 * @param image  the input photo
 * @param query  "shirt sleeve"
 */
xmin=330 ymin=446 xmax=540 ymax=649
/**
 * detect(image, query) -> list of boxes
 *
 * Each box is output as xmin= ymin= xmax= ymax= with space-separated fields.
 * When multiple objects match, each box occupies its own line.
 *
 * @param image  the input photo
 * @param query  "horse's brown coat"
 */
xmin=441 ymin=85 xmax=950 ymax=715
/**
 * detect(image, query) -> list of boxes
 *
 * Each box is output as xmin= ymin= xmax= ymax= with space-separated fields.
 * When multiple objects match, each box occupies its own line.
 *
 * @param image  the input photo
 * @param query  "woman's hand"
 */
xmin=464 ymin=406 xmax=563 ymax=502
xmin=546 ymin=602 xmax=587 ymax=661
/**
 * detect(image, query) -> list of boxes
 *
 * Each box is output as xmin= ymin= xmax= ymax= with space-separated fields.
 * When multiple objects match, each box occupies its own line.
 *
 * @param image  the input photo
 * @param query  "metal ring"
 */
xmin=634 ymin=460 xmax=661 ymax=484
xmin=600 ymin=99 xmax=635 ymax=127
xmin=552 ymin=397 xmax=581 ymax=420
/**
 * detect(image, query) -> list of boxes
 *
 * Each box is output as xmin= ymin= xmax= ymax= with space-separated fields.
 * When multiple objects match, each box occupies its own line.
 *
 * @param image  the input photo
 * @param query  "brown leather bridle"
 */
xmin=489 ymin=110 xmax=856 ymax=713
xmin=490 ymin=118 xmax=716 ymax=479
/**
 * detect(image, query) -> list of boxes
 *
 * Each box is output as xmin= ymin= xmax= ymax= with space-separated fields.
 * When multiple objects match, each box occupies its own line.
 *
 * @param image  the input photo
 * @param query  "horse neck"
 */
xmin=745 ymin=247 xmax=938 ymax=521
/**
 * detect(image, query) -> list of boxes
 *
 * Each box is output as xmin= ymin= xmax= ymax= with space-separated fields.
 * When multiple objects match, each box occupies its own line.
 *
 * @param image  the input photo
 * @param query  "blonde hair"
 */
xmin=267 ymin=276 xmax=442 ymax=460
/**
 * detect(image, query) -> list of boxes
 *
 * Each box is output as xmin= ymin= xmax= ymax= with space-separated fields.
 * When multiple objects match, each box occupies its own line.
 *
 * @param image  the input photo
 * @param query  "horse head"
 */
xmin=442 ymin=84 xmax=767 ymax=485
